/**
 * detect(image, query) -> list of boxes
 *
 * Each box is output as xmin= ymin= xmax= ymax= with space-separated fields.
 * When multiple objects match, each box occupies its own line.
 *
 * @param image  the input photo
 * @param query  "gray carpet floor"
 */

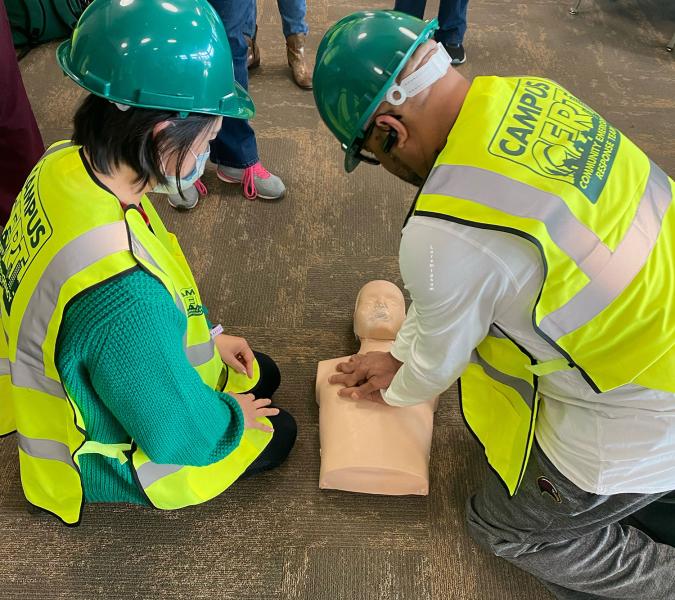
xmin=2 ymin=0 xmax=674 ymax=598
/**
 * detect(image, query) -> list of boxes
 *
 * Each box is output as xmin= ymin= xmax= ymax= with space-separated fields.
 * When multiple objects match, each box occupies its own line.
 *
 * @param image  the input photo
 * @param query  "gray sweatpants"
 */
xmin=466 ymin=442 xmax=675 ymax=599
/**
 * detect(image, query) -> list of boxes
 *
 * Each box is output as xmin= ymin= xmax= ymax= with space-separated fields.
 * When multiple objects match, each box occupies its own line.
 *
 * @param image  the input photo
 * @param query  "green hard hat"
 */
xmin=313 ymin=11 xmax=438 ymax=172
xmin=56 ymin=0 xmax=254 ymax=119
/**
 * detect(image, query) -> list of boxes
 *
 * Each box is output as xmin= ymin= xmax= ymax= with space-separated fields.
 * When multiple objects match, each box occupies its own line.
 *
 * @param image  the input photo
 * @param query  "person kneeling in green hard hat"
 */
xmin=315 ymin=10 xmax=675 ymax=598
xmin=0 ymin=0 xmax=296 ymax=526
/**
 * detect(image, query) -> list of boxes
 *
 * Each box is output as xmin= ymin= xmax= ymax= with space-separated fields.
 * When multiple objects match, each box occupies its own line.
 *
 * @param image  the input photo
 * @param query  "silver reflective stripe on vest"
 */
xmin=423 ymin=164 xmax=610 ymax=276
xmin=129 ymin=229 xmax=159 ymax=271
xmin=186 ymin=339 xmax=215 ymax=369
xmin=128 ymin=228 xmax=185 ymax=317
xmin=10 ymin=362 xmax=67 ymax=398
xmin=128 ymin=228 xmax=213 ymax=368
xmin=470 ymin=349 xmax=535 ymax=409
xmin=0 ymin=358 xmax=9 ymax=376
xmin=423 ymin=162 xmax=672 ymax=341
xmin=539 ymin=163 xmax=672 ymax=339
xmin=135 ymin=461 xmax=183 ymax=489
xmin=17 ymin=432 xmax=77 ymax=471
xmin=40 ymin=141 xmax=75 ymax=161
xmin=14 ymin=221 xmax=130 ymax=397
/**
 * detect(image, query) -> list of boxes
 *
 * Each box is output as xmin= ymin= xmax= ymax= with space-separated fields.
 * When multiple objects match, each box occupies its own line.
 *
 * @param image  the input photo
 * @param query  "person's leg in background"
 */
xmin=393 ymin=0 xmax=427 ymax=19
xmin=0 ymin=1 xmax=44 ymax=226
xmin=278 ymin=0 xmax=312 ymax=89
xmin=209 ymin=0 xmax=257 ymax=176
xmin=466 ymin=444 xmax=675 ymax=599
xmin=243 ymin=1 xmax=260 ymax=70
xmin=238 ymin=351 xmax=297 ymax=476
xmin=394 ymin=0 xmax=469 ymax=66
xmin=206 ymin=0 xmax=285 ymax=202
xmin=435 ymin=0 xmax=469 ymax=65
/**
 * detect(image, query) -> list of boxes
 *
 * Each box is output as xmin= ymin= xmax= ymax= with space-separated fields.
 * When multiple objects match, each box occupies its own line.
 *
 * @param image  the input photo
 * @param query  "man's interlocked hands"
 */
xmin=328 ymin=351 xmax=403 ymax=402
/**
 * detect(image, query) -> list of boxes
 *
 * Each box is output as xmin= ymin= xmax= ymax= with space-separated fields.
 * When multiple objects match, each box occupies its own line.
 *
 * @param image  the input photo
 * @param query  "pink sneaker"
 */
xmin=216 ymin=162 xmax=286 ymax=200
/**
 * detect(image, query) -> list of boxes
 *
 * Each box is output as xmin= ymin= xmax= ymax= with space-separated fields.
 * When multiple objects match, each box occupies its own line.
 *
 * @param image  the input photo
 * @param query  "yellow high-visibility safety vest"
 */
xmin=0 ymin=141 xmax=272 ymax=525
xmin=413 ymin=77 xmax=675 ymax=496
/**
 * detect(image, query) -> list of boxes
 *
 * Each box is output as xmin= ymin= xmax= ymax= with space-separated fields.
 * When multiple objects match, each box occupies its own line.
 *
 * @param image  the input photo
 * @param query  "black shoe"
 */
xmin=445 ymin=43 xmax=466 ymax=65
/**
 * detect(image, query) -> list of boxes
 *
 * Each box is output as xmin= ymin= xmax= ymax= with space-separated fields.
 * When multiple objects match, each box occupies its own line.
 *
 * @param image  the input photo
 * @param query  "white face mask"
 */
xmin=384 ymin=43 xmax=451 ymax=106
xmin=153 ymin=148 xmax=210 ymax=195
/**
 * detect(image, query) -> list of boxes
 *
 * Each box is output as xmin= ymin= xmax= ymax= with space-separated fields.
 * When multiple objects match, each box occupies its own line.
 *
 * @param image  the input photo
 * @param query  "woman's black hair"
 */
xmin=72 ymin=94 xmax=218 ymax=198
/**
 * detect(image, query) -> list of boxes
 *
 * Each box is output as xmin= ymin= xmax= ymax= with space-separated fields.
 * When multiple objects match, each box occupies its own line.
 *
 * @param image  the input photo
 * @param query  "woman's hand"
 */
xmin=231 ymin=393 xmax=278 ymax=433
xmin=215 ymin=334 xmax=255 ymax=378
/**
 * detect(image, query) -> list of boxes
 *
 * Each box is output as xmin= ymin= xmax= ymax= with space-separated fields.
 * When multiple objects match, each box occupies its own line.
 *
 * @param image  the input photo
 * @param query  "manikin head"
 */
xmin=314 ymin=11 xmax=471 ymax=187
xmin=353 ymin=280 xmax=405 ymax=341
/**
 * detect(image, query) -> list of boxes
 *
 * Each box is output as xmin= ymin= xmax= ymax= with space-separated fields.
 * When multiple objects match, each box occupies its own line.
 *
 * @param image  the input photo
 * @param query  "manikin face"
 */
xmin=353 ymin=280 xmax=406 ymax=341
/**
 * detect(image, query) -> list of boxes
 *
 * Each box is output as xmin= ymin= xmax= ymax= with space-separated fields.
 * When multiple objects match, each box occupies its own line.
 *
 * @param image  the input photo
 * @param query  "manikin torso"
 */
xmin=316 ymin=281 xmax=437 ymax=495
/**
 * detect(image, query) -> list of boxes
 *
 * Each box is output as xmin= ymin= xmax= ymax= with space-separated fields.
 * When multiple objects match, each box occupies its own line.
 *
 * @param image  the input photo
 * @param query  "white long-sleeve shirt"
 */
xmin=383 ymin=215 xmax=675 ymax=495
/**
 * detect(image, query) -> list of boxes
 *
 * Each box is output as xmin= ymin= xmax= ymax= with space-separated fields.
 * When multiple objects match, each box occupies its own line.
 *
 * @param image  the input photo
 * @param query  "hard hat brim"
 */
xmin=56 ymin=40 xmax=255 ymax=120
xmin=231 ymin=83 xmax=255 ymax=120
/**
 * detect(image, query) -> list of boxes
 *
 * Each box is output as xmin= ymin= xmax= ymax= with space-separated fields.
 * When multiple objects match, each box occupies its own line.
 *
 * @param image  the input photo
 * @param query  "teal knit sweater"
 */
xmin=55 ymin=268 xmax=245 ymax=505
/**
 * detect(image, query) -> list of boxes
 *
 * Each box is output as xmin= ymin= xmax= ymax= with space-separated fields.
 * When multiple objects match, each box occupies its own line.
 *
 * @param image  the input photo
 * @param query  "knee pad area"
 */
xmin=465 ymin=496 xmax=535 ymax=560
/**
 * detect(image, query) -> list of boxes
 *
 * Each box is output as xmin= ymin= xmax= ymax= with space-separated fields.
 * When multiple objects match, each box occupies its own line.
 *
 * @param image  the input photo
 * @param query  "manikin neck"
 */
xmin=358 ymin=337 xmax=395 ymax=353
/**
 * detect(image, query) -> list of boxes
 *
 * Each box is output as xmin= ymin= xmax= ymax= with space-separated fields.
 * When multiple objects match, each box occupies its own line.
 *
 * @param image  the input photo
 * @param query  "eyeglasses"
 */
xmin=351 ymin=115 xmax=401 ymax=166
xmin=351 ymin=121 xmax=381 ymax=165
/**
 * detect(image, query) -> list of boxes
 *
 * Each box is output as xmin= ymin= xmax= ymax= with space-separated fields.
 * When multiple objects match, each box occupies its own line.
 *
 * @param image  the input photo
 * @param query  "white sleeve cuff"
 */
xmin=389 ymin=342 xmax=408 ymax=365
xmin=382 ymin=379 xmax=436 ymax=407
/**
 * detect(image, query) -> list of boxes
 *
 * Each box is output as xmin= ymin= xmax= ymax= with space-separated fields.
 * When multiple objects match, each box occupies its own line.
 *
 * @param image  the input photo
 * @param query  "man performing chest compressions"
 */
xmin=314 ymin=10 xmax=675 ymax=599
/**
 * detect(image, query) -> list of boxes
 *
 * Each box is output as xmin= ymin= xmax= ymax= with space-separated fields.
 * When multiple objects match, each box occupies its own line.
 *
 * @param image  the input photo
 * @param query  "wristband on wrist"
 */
xmin=210 ymin=324 xmax=224 ymax=339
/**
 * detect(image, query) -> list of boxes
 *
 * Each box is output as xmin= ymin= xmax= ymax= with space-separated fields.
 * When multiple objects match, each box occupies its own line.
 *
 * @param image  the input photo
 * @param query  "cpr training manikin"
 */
xmin=316 ymin=281 xmax=437 ymax=495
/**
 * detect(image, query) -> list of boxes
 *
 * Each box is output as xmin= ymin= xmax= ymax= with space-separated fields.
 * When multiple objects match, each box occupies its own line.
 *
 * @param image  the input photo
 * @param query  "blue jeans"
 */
xmin=208 ymin=0 xmax=259 ymax=168
xmin=245 ymin=0 xmax=309 ymax=39
xmin=394 ymin=0 xmax=469 ymax=46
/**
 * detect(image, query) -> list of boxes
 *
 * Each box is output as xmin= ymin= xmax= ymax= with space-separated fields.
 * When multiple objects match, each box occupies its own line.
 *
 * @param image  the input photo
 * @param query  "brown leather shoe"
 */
xmin=246 ymin=25 xmax=260 ymax=70
xmin=286 ymin=33 xmax=312 ymax=89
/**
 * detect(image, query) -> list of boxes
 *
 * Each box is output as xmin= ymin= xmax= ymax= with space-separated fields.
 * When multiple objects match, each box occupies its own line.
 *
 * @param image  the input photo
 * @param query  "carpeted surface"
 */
xmin=2 ymin=1 xmax=674 ymax=598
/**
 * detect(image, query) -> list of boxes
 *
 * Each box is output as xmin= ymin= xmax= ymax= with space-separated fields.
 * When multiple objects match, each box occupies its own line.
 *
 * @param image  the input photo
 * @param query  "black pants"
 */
xmin=623 ymin=490 xmax=675 ymax=546
xmin=239 ymin=352 xmax=297 ymax=477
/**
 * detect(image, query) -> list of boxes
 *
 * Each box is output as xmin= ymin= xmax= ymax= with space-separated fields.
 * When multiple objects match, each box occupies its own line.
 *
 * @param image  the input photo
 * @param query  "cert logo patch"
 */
xmin=489 ymin=78 xmax=621 ymax=204
xmin=180 ymin=287 xmax=203 ymax=317
xmin=0 ymin=165 xmax=53 ymax=313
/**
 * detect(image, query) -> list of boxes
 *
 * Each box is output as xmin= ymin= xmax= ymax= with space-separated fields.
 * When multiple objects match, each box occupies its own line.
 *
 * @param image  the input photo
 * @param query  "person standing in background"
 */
xmin=394 ymin=0 xmax=469 ymax=65
xmin=245 ymin=0 xmax=312 ymax=89
xmin=165 ymin=0 xmax=286 ymax=209
xmin=0 ymin=0 xmax=44 ymax=226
